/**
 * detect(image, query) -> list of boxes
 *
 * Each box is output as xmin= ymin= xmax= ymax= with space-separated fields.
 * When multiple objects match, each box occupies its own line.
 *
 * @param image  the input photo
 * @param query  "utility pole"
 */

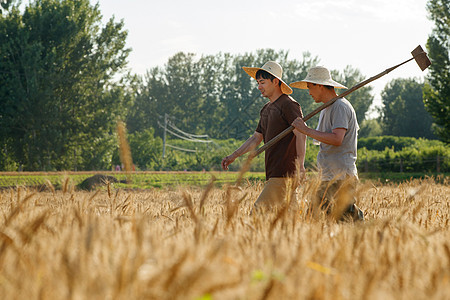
xmin=162 ymin=113 xmax=167 ymax=158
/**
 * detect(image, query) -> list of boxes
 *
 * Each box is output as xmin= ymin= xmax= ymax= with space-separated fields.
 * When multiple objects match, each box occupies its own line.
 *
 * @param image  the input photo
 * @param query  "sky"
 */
xmin=95 ymin=0 xmax=433 ymax=117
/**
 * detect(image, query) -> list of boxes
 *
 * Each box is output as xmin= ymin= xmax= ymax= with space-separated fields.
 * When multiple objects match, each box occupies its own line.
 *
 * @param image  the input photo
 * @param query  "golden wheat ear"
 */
xmin=299 ymin=169 xmax=323 ymax=221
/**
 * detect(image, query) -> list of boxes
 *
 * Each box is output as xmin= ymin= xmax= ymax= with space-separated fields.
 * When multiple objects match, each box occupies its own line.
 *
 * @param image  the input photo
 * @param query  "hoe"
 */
xmin=253 ymin=45 xmax=431 ymax=157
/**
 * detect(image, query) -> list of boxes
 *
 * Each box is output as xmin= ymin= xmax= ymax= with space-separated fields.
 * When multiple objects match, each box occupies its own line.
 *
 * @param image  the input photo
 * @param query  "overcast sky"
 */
xmin=96 ymin=0 xmax=433 ymax=117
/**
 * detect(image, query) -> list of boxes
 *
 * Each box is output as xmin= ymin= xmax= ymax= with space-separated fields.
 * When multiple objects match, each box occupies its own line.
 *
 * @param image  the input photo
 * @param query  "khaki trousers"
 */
xmin=253 ymin=177 xmax=298 ymax=212
xmin=311 ymin=177 xmax=364 ymax=221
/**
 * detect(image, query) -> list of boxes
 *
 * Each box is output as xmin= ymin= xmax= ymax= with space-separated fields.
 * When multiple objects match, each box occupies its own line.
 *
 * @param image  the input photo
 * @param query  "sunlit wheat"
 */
xmin=0 ymin=176 xmax=448 ymax=299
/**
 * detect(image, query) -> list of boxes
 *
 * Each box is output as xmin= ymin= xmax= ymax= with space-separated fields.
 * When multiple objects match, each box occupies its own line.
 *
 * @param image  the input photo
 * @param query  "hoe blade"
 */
xmin=411 ymin=45 xmax=431 ymax=71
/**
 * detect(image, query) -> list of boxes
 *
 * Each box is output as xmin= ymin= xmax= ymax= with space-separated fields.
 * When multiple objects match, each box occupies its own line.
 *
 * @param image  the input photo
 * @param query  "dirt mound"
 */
xmin=77 ymin=174 xmax=121 ymax=191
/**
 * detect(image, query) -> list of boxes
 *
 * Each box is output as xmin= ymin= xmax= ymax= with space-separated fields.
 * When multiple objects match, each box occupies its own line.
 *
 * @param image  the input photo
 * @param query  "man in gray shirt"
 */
xmin=290 ymin=66 xmax=364 ymax=221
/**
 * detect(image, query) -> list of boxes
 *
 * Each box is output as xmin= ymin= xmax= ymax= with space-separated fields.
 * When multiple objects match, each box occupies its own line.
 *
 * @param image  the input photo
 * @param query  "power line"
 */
xmin=166 ymin=144 xmax=197 ymax=153
xmin=157 ymin=121 xmax=212 ymax=143
xmin=167 ymin=121 xmax=209 ymax=139
xmin=157 ymin=113 xmax=219 ymax=157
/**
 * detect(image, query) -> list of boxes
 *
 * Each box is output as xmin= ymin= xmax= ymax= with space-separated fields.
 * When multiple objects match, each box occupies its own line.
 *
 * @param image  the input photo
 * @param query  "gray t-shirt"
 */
xmin=315 ymin=98 xmax=359 ymax=181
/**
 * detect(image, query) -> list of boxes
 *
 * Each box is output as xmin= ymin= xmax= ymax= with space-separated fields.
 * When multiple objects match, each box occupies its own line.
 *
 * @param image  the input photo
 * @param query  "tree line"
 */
xmin=0 ymin=0 xmax=448 ymax=171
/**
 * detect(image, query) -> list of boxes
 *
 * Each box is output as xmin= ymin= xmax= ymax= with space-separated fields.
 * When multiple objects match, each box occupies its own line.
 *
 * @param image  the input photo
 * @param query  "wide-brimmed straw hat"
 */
xmin=243 ymin=61 xmax=293 ymax=95
xmin=290 ymin=66 xmax=347 ymax=89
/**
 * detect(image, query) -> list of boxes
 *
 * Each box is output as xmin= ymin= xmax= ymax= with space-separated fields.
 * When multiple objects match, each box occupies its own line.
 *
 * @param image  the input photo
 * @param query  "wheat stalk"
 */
xmin=117 ymin=120 xmax=133 ymax=183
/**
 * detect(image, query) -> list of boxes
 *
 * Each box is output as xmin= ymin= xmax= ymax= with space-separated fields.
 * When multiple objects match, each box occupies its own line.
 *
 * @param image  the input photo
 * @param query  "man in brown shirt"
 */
xmin=221 ymin=61 xmax=306 ymax=212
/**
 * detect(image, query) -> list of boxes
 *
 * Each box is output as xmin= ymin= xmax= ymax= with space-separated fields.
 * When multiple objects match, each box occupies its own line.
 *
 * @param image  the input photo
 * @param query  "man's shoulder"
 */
xmin=333 ymin=98 xmax=355 ymax=112
xmin=336 ymin=97 xmax=353 ymax=107
xmin=278 ymin=94 xmax=300 ymax=106
xmin=329 ymin=98 xmax=358 ymax=123
xmin=260 ymin=101 xmax=271 ymax=112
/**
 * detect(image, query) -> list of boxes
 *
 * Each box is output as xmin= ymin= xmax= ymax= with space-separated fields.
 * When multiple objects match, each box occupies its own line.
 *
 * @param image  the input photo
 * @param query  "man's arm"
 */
xmin=294 ymin=130 xmax=306 ymax=174
xmin=291 ymin=117 xmax=346 ymax=146
xmin=221 ymin=131 xmax=263 ymax=170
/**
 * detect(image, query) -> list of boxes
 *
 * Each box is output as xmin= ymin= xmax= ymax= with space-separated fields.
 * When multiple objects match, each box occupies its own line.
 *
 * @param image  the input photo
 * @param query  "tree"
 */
xmin=380 ymin=78 xmax=435 ymax=138
xmin=359 ymin=119 xmax=382 ymax=138
xmin=0 ymin=0 xmax=131 ymax=170
xmin=423 ymin=0 xmax=450 ymax=143
xmin=112 ymin=128 xmax=163 ymax=170
xmin=127 ymin=52 xmax=230 ymax=138
xmin=126 ymin=67 xmax=166 ymax=135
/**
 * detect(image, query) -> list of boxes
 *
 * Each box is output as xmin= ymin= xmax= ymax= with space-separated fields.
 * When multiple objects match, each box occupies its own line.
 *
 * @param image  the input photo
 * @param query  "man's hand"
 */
xmin=221 ymin=132 xmax=262 ymax=170
xmin=292 ymin=117 xmax=309 ymax=134
xmin=221 ymin=154 xmax=236 ymax=170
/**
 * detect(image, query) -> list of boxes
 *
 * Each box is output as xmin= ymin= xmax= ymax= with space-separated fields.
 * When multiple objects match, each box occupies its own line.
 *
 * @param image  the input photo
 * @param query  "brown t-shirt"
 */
xmin=256 ymin=94 xmax=303 ymax=179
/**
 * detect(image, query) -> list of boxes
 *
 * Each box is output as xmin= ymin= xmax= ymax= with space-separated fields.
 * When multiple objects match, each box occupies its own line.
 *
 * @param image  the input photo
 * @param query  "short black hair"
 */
xmin=312 ymin=83 xmax=334 ymax=90
xmin=255 ymin=70 xmax=282 ymax=87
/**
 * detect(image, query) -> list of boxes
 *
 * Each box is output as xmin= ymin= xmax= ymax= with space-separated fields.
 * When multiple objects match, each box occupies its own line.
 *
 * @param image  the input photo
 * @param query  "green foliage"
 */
xmin=128 ymin=128 xmax=163 ymax=170
xmin=358 ymin=135 xmax=443 ymax=151
xmin=0 ymin=0 xmax=131 ymax=171
xmin=0 ymin=145 xmax=18 ymax=171
xmin=424 ymin=0 xmax=450 ymax=143
xmin=359 ymin=119 xmax=382 ymax=138
xmin=380 ymin=78 xmax=435 ymax=138
xmin=304 ymin=139 xmax=320 ymax=169
xmin=358 ymin=136 xmax=449 ymax=172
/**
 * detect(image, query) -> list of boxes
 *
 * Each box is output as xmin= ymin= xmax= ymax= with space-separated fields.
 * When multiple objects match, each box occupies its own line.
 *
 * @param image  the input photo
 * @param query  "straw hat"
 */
xmin=290 ymin=66 xmax=347 ymax=89
xmin=242 ymin=61 xmax=293 ymax=95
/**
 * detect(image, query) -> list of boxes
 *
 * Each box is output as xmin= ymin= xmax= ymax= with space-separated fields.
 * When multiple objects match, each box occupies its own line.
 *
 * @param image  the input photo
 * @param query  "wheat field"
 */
xmin=0 ymin=176 xmax=449 ymax=300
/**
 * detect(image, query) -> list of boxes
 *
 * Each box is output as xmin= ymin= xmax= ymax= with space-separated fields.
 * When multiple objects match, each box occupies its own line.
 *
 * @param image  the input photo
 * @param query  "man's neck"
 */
xmin=269 ymin=90 xmax=283 ymax=103
xmin=322 ymin=90 xmax=338 ymax=103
